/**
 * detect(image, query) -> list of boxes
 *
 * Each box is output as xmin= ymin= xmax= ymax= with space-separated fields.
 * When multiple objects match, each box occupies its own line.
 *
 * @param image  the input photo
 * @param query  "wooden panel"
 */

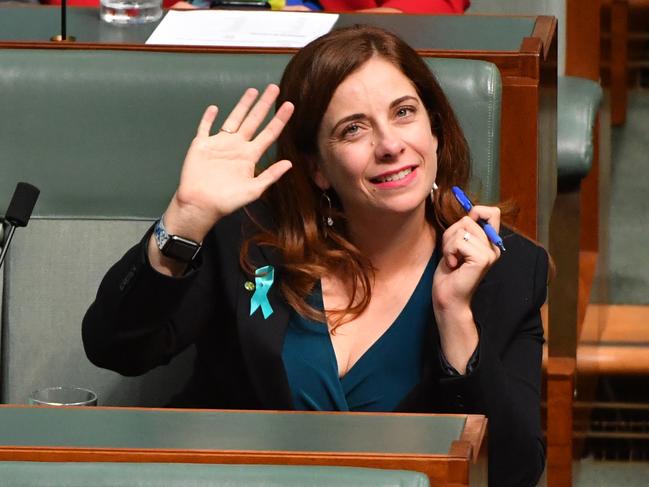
xmin=499 ymin=79 xmax=540 ymax=238
xmin=0 ymin=407 xmax=487 ymax=487
xmin=546 ymin=357 xmax=576 ymax=487
xmin=581 ymin=304 xmax=649 ymax=342
xmin=566 ymin=0 xmax=602 ymax=80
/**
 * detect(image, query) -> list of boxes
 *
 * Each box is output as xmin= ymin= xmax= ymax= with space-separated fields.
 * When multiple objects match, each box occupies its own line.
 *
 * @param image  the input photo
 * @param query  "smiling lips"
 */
xmin=370 ymin=166 xmax=418 ymax=187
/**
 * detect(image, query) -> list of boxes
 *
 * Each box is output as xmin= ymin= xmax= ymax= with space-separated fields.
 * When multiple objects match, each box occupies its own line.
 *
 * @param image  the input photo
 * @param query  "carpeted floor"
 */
xmin=607 ymin=89 xmax=649 ymax=304
xmin=574 ymin=458 xmax=649 ymax=486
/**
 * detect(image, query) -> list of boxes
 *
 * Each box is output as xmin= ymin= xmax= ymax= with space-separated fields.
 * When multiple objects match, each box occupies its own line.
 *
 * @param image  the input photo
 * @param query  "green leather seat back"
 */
xmin=0 ymin=50 xmax=499 ymax=219
xmin=0 ymin=49 xmax=501 ymax=406
xmin=0 ymin=462 xmax=430 ymax=487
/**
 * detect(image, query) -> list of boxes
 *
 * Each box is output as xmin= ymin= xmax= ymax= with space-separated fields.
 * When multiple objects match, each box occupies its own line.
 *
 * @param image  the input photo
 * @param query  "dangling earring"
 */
xmin=321 ymin=191 xmax=334 ymax=232
xmin=430 ymin=182 xmax=439 ymax=201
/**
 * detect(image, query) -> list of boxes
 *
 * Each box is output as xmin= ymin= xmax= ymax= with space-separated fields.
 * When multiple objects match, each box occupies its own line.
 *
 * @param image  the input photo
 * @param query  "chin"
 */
xmin=378 ymin=197 xmax=428 ymax=216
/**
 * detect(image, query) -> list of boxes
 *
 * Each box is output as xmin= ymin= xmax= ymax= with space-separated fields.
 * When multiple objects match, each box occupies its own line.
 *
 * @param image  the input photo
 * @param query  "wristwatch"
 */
xmin=153 ymin=217 xmax=202 ymax=263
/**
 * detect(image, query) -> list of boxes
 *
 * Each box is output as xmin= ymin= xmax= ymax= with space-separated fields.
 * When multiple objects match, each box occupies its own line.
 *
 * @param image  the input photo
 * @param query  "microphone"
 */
xmin=0 ymin=183 xmax=40 ymax=269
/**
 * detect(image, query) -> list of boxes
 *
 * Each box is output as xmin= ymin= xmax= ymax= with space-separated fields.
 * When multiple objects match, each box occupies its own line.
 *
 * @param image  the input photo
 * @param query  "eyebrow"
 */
xmin=330 ymin=95 xmax=420 ymax=134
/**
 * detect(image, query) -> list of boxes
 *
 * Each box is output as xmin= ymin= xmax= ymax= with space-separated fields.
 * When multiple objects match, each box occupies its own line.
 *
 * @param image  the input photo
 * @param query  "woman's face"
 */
xmin=315 ymin=56 xmax=438 ymax=221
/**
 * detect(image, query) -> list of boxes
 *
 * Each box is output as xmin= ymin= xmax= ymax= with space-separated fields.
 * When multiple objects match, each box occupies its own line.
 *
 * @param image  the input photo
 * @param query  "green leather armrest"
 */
xmin=0 ymin=462 xmax=429 ymax=487
xmin=557 ymin=76 xmax=603 ymax=184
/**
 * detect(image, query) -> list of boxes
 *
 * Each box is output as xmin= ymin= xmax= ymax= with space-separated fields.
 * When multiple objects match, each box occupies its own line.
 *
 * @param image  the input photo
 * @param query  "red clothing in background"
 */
xmin=47 ymin=0 xmax=468 ymax=12
xmin=320 ymin=0 xmax=469 ymax=13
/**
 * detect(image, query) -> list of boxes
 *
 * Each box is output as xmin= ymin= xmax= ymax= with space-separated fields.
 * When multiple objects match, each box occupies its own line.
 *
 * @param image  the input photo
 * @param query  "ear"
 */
xmin=309 ymin=155 xmax=331 ymax=191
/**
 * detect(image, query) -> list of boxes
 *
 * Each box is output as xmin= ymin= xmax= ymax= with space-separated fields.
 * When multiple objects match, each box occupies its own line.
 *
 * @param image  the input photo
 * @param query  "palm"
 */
xmin=175 ymin=85 xmax=294 ymax=225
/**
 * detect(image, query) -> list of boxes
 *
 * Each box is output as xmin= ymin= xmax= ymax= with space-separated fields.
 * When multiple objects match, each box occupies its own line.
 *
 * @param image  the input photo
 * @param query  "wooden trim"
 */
xmin=531 ymin=16 xmax=559 ymax=60
xmin=0 ymin=447 xmax=472 ymax=486
xmin=546 ymin=357 xmax=576 ymax=487
xmin=459 ymin=415 xmax=487 ymax=463
xmin=577 ymin=250 xmax=598 ymax=334
xmin=577 ymin=345 xmax=649 ymax=375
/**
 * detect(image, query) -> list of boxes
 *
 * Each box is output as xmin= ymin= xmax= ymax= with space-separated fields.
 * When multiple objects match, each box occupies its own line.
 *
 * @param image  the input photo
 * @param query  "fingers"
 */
xmin=252 ymin=101 xmax=295 ymax=155
xmin=219 ymin=87 xmax=260 ymax=135
xmin=442 ymin=216 xmax=500 ymax=269
xmin=469 ymin=205 xmax=501 ymax=233
xmin=251 ymin=160 xmax=293 ymax=196
xmin=196 ymin=105 xmax=218 ymax=138
xmin=214 ymin=85 xmax=293 ymax=156
xmin=238 ymin=84 xmax=282 ymax=139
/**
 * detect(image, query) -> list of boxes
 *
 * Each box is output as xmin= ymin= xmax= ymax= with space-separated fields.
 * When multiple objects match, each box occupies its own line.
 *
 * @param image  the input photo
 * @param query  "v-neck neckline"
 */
xmin=322 ymin=249 xmax=438 ymax=381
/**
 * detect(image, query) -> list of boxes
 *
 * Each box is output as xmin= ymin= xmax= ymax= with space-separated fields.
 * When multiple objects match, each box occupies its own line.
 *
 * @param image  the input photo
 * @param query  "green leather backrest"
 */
xmin=0 ymin=462 xmax=430 ymax=487
xmin=0 ymin=49 xmax=500 ymax=406
xmin=0 ymin=49 xmax=500 ymax=219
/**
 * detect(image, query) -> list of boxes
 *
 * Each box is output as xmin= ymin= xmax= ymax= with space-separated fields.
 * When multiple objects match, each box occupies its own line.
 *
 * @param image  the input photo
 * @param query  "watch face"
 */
xmin=162 ymin=236 xmax=200 ymax=263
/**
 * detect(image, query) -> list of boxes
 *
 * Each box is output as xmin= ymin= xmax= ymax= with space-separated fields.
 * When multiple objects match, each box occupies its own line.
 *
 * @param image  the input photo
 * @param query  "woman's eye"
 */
xmin=396 ymin=106 xmax=414 ymax=118
xmin=342 ymin=123 xmax=360 ymax=137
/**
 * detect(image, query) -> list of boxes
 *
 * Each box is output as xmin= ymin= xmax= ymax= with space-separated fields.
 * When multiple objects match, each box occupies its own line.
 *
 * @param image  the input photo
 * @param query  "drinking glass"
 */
xmin=28 ymin=386 xmax=98 ymax=406
xmin=100 ymin=0 xmax=163 ymax=25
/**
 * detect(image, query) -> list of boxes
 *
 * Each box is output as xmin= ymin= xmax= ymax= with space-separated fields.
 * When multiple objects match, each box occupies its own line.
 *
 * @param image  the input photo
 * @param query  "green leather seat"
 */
xmin=0 ymin=462 xmax=430 ymax=487
xmin=0 ymin=49 xmax=501 ymax=406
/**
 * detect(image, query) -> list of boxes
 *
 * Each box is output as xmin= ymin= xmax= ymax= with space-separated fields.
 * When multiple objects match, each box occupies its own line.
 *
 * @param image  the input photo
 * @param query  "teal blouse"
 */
xmin=282 ymin=252 xmax=438 ymax=412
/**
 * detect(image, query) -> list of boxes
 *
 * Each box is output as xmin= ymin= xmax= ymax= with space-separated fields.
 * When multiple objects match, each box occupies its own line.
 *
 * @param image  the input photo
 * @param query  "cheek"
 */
xmin=325 ymin=145 xmax=370 ymax=182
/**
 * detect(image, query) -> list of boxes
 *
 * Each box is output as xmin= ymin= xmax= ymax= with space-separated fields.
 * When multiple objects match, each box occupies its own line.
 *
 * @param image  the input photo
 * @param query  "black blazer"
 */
xmin=82 ymin=203 xmax=548 ymax=487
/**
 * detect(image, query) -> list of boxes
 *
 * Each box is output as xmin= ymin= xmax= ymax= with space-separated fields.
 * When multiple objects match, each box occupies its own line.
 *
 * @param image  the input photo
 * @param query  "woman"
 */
xmin=83 ymin=25 xmax=547 ymax=486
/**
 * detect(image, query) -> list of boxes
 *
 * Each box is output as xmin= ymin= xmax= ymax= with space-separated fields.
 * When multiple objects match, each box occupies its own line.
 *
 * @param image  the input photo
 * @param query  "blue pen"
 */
xmin=451 ymin=186 xmax=506 ymax=252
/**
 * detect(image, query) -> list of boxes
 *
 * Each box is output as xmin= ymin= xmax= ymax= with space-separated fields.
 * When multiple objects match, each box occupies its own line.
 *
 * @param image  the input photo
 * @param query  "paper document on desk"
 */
xmin=146 ymin=10 xmax=339 ymax=48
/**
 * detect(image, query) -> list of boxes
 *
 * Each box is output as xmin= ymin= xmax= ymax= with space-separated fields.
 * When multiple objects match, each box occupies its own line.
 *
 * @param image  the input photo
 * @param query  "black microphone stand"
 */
xmin=0 ymin=223 xmax=16 ymax=270
xmin=51 ymin=0 xmax=77 ymax=42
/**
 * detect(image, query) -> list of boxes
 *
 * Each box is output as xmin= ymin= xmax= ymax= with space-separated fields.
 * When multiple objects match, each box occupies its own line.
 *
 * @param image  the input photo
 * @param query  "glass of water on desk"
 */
xmin=28 ymin=386 xmax=98 ymax=407
xmin=100 ymin=0 xmax=163 ymax=25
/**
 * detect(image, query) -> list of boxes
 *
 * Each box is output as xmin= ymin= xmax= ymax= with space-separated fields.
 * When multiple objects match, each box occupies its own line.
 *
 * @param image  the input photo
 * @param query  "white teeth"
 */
xmin=375 ymin=167 xmax=413 ymax=183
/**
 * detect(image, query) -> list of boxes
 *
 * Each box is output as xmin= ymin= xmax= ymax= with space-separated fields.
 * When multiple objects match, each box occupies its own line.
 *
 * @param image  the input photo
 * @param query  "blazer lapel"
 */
xmin=235 ymin=212 xmax=293 ymax=410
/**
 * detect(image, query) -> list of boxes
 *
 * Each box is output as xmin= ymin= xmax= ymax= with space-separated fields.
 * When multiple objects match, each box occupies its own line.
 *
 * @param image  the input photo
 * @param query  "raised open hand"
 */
xmin=165 ymin=84 xmax=294 ymax=242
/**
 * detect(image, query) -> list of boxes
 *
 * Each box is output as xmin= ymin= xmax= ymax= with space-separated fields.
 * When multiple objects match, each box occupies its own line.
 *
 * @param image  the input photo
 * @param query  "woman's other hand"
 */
xmin=432 ymin=205 xmax=502 ymax=373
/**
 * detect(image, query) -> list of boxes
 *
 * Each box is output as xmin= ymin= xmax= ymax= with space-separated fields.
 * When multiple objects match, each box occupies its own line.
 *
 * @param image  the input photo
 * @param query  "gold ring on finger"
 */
xmin=219 ymin=127 xmax=237 ymax=134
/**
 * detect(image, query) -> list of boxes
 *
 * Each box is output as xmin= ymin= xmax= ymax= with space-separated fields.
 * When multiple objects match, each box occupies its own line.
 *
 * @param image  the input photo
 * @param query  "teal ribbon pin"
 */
xmin=250 ymin=265 xmax=274 ymax=319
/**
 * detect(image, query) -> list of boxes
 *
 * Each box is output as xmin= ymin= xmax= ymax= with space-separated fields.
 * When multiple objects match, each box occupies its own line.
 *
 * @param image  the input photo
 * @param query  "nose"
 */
xmin=373 ymin=126 xmax=405 ymax=161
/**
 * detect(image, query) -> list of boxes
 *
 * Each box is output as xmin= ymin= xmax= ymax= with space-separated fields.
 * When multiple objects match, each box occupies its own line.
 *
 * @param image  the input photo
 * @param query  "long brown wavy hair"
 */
xmin=242 ymin=25 xmax=471 ymax=328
